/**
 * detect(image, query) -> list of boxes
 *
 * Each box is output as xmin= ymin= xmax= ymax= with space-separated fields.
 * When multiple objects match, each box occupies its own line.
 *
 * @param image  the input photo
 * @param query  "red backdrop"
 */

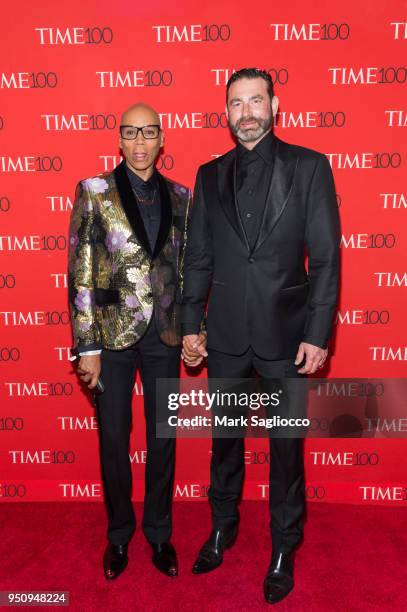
xmin=0 ymin=0 xmax=406 ymax=506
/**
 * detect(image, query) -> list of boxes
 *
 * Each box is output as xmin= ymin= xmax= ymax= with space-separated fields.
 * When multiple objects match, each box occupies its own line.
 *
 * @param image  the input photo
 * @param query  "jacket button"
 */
xmin=248 ymin=257 xmax=255 ymax=263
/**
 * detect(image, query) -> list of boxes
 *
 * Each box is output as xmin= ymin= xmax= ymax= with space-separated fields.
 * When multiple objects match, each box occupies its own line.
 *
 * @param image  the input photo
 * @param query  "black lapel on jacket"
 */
xmin=113 ymin=161 xmax=152 ymax=255
xmin=153 ymin=172 xmax=173 ymax=258
xmin=253 ymin=138 xmax=299 ymax=253
xmin=217 ymin=150 xmax=250 ymax=251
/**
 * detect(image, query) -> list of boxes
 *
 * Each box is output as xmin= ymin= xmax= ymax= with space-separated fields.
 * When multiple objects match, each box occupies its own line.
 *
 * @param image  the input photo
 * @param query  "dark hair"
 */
xmin=226 ymin=68 xmax=274 ymax=103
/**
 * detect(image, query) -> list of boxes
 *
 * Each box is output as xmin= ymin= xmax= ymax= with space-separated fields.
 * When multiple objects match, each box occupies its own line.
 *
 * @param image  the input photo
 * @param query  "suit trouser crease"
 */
xmin=96 ymin=320 xmax=180 ymax=545
xmin=207 ymin=347 xmax=305 ymax=552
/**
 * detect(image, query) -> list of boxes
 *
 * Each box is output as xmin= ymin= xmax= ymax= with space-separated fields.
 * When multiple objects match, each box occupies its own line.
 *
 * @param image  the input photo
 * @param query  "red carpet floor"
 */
xmin=1 ymin=501 xmax=406 ymax=611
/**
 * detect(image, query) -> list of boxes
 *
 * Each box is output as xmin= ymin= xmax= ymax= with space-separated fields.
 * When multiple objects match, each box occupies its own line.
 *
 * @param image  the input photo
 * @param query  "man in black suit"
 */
xmin=181 ymin=68 xmax=340 ymax=604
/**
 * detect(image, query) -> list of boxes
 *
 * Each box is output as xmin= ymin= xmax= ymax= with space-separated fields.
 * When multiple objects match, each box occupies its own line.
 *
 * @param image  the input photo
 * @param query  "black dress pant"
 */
xmin=96 ymin=319 xmax=181 ymax=545
xmin=207 ymin=347 xmax=305 ymax=553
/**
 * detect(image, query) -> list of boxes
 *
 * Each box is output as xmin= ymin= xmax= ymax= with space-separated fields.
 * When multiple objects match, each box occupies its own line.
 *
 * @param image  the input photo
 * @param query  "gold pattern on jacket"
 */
xmin=68 ymin=171 xmax=191 ymax=350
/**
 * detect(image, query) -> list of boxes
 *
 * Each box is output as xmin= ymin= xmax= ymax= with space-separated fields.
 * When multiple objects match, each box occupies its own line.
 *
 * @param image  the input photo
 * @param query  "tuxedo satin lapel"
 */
xmin=217 ymin=151 xmax=249 ymax=250
xmin=113 ymin=162 xmax=152 ymax=255
xmin=153 ymin=172 xmax=173 ymax=258
xmin=253 ymin=139 xmax=298 ymax=253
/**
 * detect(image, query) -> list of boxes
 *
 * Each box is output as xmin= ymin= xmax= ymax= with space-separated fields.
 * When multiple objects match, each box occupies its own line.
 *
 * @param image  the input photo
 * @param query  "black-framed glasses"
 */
xmin=120 ymin=124 xmax=161 ymax=140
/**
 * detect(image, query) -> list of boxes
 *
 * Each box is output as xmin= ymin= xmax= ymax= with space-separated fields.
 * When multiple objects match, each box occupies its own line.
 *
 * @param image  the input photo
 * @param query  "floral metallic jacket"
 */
xmin=68 ymin=161 xmax=192 ymax=351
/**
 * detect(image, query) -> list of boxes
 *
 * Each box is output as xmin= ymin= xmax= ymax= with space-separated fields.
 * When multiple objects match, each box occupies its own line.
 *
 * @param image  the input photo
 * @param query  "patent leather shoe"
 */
xmin=263 ymin=552 xmax=294 ymax=604
xmin=103 ymin=543 xmax=128 ymax=580
xmin=151 ymin=542 xmax=178 ymax=577
xmin=192 ymin=527 xmax=237 ymax=574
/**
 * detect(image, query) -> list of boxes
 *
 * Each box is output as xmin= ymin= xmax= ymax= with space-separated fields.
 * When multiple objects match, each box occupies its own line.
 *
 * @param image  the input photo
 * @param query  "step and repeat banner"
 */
xmin=0 ymin=0 xmax=406 ymax=506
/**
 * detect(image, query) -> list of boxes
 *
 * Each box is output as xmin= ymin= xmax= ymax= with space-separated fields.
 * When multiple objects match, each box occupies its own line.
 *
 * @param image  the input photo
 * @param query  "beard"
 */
xmin=229 ymin=114 xmax=272 ymax=142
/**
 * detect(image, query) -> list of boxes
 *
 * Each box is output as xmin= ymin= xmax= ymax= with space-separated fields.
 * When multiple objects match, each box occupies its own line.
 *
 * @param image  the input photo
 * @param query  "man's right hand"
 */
xmin=77 ymin=354 xmax=101 ymax=389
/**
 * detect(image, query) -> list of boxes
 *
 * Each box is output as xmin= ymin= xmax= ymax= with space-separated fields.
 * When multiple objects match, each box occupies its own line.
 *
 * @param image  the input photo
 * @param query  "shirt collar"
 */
xmin=237 ymin=130 xmax=276 ymax=165
xmin=124 ymin=161 xmax=158 ymax=191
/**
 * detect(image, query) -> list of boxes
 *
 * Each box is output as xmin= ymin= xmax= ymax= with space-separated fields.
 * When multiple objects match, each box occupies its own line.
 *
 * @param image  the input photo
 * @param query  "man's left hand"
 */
xmin=295 ymin=342 xmax=328 ymax=374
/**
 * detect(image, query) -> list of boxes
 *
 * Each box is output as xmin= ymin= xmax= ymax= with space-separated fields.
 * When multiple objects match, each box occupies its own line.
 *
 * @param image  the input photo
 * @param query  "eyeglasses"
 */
xmin=120 ymin=124 xmax=161 ymax=140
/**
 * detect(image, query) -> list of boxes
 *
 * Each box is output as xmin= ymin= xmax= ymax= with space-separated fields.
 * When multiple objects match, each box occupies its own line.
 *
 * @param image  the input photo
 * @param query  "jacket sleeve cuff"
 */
xmin=76 ymin=341 xmax=102 ymax=353
xmin=302 ymin=335 xmax=328 ymax=350
xmin=182 ymin=323 xmax=201 ymax=336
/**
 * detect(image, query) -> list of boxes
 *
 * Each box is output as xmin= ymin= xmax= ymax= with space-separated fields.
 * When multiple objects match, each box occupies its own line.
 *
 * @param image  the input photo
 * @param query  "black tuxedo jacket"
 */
xmin=181 ymin=136 xmax=340 ymax=359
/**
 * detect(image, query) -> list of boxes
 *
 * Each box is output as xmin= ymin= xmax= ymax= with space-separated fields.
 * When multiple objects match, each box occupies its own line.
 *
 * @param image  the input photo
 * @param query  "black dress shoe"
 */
xmin=103 ymin=543 xmax=128 ymax=580
xmin=192 ymin=527 xmax=238 ymax=574
xmin=263 ymin=552 xmax=294 ymax=604
xmin=150 ymin=542 xmax=178 ymax=577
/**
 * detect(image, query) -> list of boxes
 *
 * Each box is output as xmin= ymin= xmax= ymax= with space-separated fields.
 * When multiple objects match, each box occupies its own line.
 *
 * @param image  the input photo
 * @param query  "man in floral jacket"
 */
xmin=68 ymin=103 xmax=203 ymax=580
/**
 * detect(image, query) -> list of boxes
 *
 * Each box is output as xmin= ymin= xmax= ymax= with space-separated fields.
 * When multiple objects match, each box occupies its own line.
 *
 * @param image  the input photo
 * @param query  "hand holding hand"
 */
xmin=182 ymin=333 xmax=208 ymax=367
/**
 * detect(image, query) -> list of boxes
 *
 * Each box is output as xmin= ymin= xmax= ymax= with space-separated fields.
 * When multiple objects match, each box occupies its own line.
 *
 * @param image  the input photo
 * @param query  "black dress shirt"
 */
xmin=125 ymin=164 xmax=161 ymax=252
xmin=236 ymin=130 xmax=276 ymax=250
